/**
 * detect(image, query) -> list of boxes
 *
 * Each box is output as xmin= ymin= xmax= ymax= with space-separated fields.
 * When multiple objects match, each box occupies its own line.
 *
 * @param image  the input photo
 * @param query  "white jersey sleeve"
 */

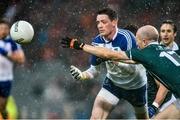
xmin=84 ymin=65 xmax=100 ymax=79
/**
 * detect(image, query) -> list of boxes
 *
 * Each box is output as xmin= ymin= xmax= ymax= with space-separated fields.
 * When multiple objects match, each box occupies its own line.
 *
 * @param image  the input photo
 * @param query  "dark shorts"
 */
xmin=102 ymin=77 xmax=147 ymax=107
xmin=0 ymin=81 xmax=12 ymax=98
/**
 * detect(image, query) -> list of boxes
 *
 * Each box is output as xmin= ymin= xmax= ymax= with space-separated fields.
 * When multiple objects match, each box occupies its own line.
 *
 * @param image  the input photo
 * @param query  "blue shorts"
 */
xmin=103 ymin=77 xmax=147 ymax=107
xmin=0 ymin=81 xmax=12 ymax=98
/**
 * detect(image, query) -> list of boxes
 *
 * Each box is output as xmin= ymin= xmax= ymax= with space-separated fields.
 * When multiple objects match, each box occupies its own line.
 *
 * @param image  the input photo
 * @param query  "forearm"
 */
xmin=153 ymin=83 xmax=169 ymax=107
xmin=61 ymin=37 xmax=132 ymax=62
xmin=148 ymin=80 xmax=169 ymax=118
xmin=83 ymin=44 xmax=129 ymax=61
xmin=81 ymin=71 xmax=97 ymax=80
xmin=8 ymin=50 xmax=25 ymax=64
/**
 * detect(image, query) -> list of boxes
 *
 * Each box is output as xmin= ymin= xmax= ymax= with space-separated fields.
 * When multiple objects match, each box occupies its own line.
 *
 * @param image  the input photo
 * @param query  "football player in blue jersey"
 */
xmin=61 ymin=25 xmax=180 ymax=119
xmin=0 ymin=20 xmax=25 ymax=119
xmin=62 ymin=8 xmax=148 ymax=119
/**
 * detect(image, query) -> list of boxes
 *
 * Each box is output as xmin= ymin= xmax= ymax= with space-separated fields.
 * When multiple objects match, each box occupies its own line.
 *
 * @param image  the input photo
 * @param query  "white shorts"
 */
xmin=97 ymin=87 xmax=119 ymax=106
xmin=174 ymin=98 xmax=180 ymax=110
xmin=97 ymin=87 xmax=148 ymax=114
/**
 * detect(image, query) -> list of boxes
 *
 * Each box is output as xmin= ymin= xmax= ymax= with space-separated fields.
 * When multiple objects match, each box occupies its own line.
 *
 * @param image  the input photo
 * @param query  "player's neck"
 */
xmin=166 ymin=41 xmax=174 ymax=49
xmin=104 ymin=28 xmax=117 ymax=41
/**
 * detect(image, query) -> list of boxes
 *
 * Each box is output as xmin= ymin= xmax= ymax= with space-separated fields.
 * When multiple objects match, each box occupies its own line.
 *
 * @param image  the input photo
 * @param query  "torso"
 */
xmin=128 ymin=42 xmax=180 ymax=97
xmin=91 ymin=29 xmax=147 ymax=89
xmin=0 ymin=38 xmax=19 ymax=81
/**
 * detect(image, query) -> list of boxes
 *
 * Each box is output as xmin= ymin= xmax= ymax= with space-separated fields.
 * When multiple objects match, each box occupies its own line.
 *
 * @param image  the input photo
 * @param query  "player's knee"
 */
xmin=97 ymin=88 xmax=119 ymax=106
xmin=90 ymin=109 xmax=109 ymax=120
xmin=90 ymin=113 xmax=100 ymax=120
xmin=95 ymin=96 xmax=114 ymax=110
xmin=90 ymin=97 xmax=113 ymax=119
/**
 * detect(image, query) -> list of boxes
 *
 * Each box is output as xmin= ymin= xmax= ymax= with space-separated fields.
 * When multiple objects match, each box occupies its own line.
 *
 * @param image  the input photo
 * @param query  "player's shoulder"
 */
xmin=117 ymin=28 xmax=135 ymax=38
xmin=0 ymin=37 xmax=15 ymax=46
xmin=4 ymin=37 xmax=16 ymax=44
xmin=4 ymin=36 xmax=22 ymax=50
xmin=91 ymin=34 xmax=105 ymax=46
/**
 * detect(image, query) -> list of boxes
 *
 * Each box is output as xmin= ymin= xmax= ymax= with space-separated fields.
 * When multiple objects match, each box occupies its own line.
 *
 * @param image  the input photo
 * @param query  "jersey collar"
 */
xmin=160 ymin=41 xmax=179 ymax=50
xmin=103 ymin=27 xmax=118 ymax=43
xmin=148 ymin=41 xmax=159 ymax=46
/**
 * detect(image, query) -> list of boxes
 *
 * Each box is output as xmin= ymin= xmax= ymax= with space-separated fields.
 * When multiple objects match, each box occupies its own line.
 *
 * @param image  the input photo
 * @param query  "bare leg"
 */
xmin=90 ymin=96 xmax=113 ymax=120
xmin=0 ymin=96 xmax=8 ymax=119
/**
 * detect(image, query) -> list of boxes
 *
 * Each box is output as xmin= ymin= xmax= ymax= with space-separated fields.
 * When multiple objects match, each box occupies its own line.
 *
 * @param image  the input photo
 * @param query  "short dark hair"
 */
xmin=97 ymin=8 xmax=118 ymax=21
xmin=0 ymin=19 xmax=10 ymax=27
xmin=161 ymin=20 xmax=177 ymax=33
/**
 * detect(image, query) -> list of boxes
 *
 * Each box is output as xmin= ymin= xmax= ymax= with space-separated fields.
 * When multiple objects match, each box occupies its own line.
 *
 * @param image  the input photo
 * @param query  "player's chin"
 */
xmin=99 ymin=32 xmax=106 ymax=36
xmin=162 ymin=40 xmax=170 ymax=44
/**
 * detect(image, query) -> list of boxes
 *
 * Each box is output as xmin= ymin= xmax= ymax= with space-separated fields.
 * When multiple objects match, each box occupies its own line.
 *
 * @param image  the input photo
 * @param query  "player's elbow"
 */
xmin=17 ymin=52 xmax=26 ymax=64
xmin=18 ymin=56 xmax=25 ymax=64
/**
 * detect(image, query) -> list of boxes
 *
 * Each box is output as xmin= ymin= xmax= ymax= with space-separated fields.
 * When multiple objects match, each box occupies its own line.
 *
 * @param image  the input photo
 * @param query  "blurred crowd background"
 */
xmin=1 ymin=0 xmax=180 ymax=119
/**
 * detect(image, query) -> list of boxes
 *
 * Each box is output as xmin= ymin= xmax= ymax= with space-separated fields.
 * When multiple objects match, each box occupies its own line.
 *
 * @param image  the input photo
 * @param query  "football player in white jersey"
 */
xmin=61 ymin=8 xmax=148 ymax=119
xmin=0 ymin=20 xmax=25 ymax=119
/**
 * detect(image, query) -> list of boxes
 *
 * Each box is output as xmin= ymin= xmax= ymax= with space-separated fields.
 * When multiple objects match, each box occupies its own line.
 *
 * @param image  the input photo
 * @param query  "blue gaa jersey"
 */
xmin=0 ymin=37 xmax=20 ymax=81
xmin=91 ymin=28 xmax=147 ymax=89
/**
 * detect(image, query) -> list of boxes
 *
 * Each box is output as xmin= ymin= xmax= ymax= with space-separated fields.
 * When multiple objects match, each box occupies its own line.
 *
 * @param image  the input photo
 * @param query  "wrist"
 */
xmin=151 ymin=103 xmax=159 ymax=113
xmin=74 ymin=41 xmax=85 ymax=50
xmin=152 ymin=102 xmax=159 ymax=108
xmin=70 ymin=39 xmax=85 ymax=50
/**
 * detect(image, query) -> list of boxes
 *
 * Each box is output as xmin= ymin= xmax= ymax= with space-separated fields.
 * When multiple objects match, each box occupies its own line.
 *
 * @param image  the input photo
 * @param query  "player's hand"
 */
xmin=148 ymin=105 xmax=159 ymax=118
xmin=61 ymin=37 xmax=85 ymax=50
xmin=70 ymin=65 xmax=86 ymax=81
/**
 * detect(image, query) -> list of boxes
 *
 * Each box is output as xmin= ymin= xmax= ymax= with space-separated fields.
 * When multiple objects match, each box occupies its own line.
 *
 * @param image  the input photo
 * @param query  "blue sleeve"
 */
xmin=6 ymin=38 xmax=18 ymax=51
xmin=125 ymin=31 xmax=137 ymax=50
xmin=117 ymin=30 xmax=137 ymax=51
xmin=129 ymin=32 xmax=137 ymax=49
xmin=90 ymin=36 xmax=105 ymax=66
xmin=0 ymin=48 xmax=8 ymax=56
xmin=90 ymin=55 xmax=105 ymax=66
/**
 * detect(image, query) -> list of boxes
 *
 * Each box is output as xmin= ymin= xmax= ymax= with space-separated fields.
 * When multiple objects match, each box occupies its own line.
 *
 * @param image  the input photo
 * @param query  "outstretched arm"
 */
xmin=83 ymin=44 xmax=129 ymax=61
xmin=61 ymin=37 xmax=136 ymax=63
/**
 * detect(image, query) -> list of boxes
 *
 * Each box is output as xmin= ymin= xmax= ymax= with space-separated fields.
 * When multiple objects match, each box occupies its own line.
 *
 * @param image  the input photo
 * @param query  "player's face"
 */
xmin=96 ymin=14 xmax=117 ymax=40
xmin=136 ymin=34 xmax=145 ymax=49
xmin=160 ymin=24 xmax=176 ymax=46
xmin=0 ymin=23 xmax=9 ymax=39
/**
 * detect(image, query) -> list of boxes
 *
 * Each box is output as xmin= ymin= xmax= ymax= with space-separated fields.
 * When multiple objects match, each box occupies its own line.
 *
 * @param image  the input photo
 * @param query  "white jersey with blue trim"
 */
xmin=0 ymin=37 xmax=21 ymax=81
xmin=90 ymin=28 xmax=147 ymax=89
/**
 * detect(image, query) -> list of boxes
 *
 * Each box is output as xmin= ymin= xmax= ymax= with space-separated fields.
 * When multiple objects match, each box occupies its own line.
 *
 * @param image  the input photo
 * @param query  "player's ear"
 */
xmin=174 ymin=32 xmax=177 ymax=37
xmin=112 ymin=19 xmax=118 ymax=27
xmin=143 ymin=39 xmax=147 ymax=46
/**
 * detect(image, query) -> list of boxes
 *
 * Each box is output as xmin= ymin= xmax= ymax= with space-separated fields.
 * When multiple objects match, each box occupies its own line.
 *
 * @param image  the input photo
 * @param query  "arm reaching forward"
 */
xmin=61 ymin=37 xmax=135 ymax=63
xmin=83 ymin=44 xmax=129 ymax=61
